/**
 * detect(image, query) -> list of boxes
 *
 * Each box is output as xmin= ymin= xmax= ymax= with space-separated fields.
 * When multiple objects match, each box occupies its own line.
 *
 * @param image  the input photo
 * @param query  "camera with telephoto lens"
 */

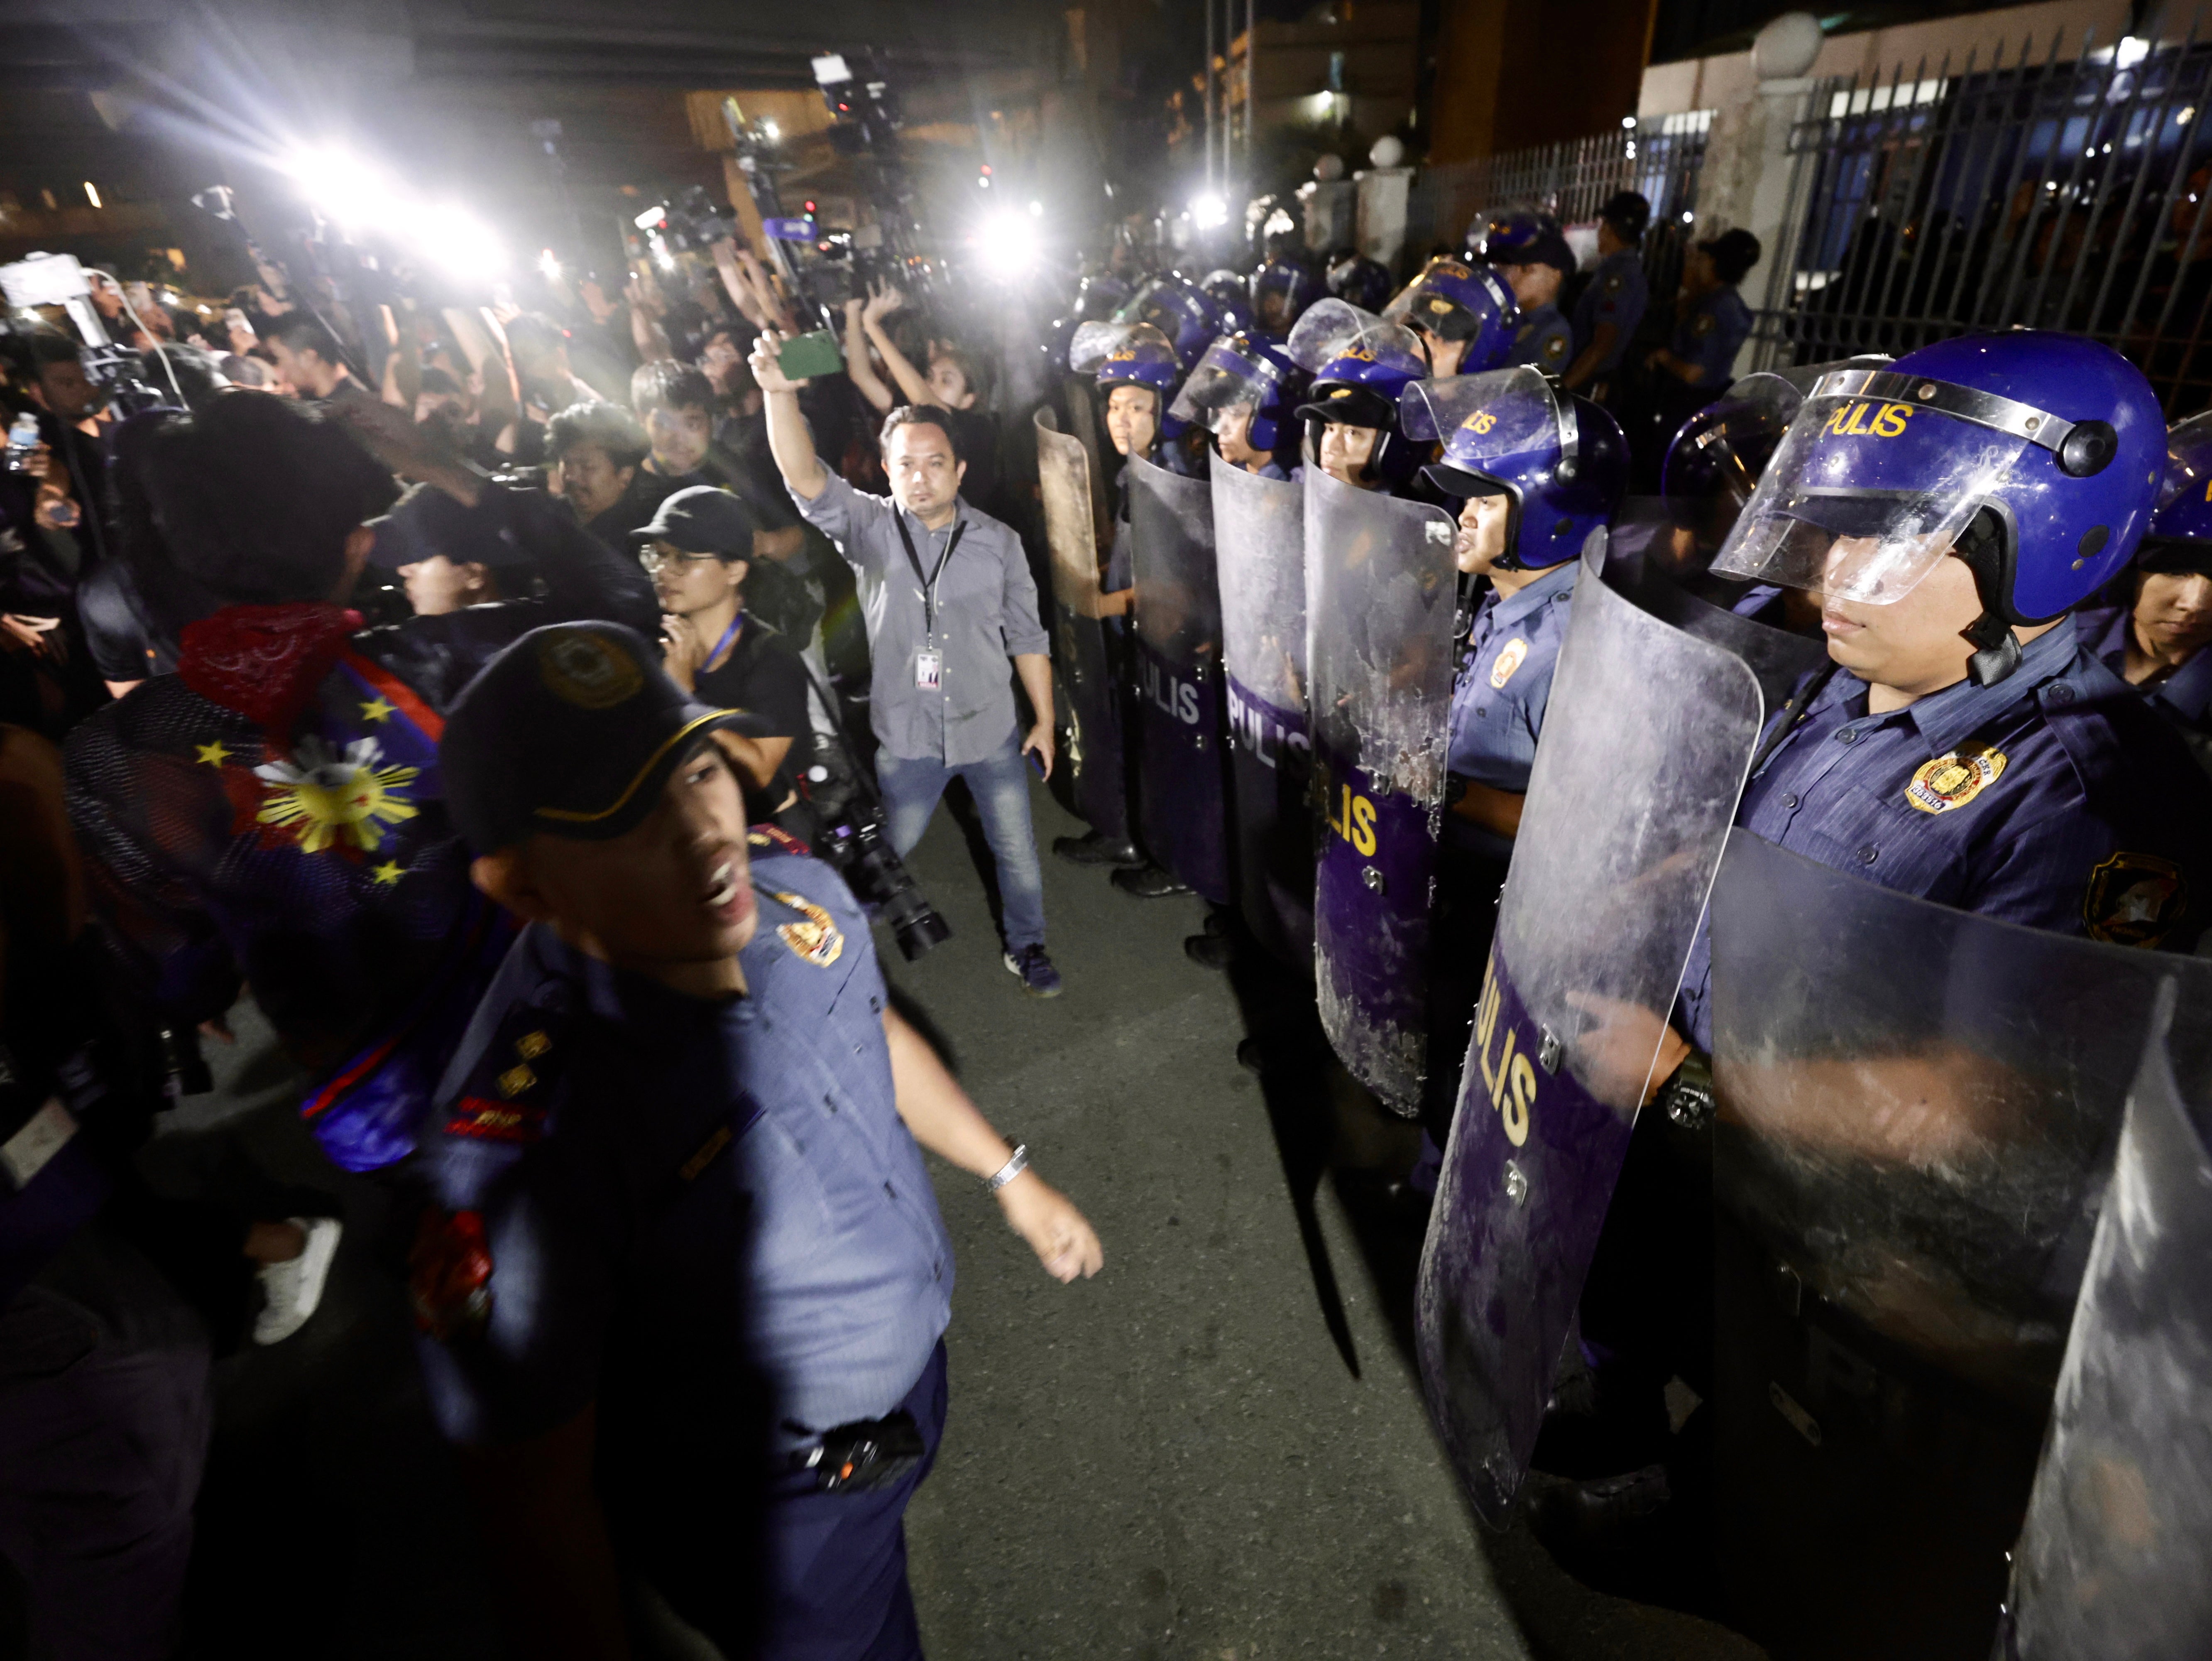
xmin=81 ymin=343 xmax=174 ymax=417
xmin=660 ymin=184 xmax=741 ymax=252
xmin=794 ymin=669 xmax=950 ymax=961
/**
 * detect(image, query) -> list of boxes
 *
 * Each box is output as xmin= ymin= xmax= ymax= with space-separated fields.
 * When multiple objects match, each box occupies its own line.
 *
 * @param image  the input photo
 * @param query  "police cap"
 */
xmin=366 ymin=483 xmax=534 ymax=572
xmin=442 ymin=621 xmax=767 ymax=852
xmin=1699 ymin=228 xmax=1764 ymax=284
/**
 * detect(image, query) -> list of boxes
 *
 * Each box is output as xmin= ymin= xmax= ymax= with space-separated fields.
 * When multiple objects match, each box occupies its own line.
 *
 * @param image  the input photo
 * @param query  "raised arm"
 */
xmin=843 ymin=296 xmax=895 ymax=414
xmin=748 ymin=329 xmax=828 ymax=501
xmin=860 ymin=287 xmax=939 ymax=409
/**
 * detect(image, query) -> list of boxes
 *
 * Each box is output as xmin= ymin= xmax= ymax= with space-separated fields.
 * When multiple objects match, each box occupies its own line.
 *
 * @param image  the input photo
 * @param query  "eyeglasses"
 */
xmin=639 ymin=548 xmax=726 ymax=574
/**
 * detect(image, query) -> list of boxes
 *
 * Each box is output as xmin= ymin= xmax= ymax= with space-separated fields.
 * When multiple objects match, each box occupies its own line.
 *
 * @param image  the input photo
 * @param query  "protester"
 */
xmin=546 ymin=398 xmax=670 ymax=550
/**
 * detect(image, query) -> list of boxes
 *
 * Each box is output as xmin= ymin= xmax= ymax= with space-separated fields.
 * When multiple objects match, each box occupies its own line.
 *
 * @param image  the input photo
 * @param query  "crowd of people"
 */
xmin=4 ymin=166 xmax=2211 ymax=1660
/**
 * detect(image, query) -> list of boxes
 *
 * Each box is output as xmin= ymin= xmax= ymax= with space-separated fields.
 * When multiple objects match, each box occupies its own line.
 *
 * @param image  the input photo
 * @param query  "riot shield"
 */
xmin=1213 ymin=462 xmax=1312 ymax=968
xmin=1603 ymin=542 xmax=1828 ymax=709
xmin=1303 ymin=467 xmax=1459 ymax=1112
xmin=1125 ymin=452 xmax=1230 ymax=904
xmin=1416 ymin=533 xmax=1766 ymax=1525
xmin=2004 ymin=983 xmax=2212 ymax=1661
xmin=1034 ymin=409 xmax=1130 ymax=843
xmin=1705 ymin=829 xmax=2212 ymax=1659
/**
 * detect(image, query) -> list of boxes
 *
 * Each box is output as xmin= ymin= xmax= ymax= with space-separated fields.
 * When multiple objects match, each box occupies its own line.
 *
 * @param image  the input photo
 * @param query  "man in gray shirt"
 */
xmin=751 ymin=331 xmax=1063 ymax=997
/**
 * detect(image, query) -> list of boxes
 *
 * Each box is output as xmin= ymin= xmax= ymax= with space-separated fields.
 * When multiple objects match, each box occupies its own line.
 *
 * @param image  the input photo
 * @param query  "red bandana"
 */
xmin=178 ymin=603 xmax=363 ymax=741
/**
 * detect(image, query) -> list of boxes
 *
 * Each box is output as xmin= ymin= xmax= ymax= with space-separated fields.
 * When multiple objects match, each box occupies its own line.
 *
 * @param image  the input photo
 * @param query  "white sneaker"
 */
xmin=252 ymin=1216 xmax=342 ymax=1345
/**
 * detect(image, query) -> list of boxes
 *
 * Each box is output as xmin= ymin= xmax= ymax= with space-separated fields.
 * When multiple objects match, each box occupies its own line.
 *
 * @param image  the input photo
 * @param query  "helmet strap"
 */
xmin=1964 ymin=610 xmax=2021 ymax=688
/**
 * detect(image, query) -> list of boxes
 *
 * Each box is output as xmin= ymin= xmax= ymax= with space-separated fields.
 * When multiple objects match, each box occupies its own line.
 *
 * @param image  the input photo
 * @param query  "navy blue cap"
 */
xmin=637 ymin=485 xmax=757 ymax=556
xmin=1498 ymin=227 xmax=1576 ymax=277
xmin=441 ymin=620 xmax=768 ymax=852
xmin=367 ymin=483 xmax=533 ymax=571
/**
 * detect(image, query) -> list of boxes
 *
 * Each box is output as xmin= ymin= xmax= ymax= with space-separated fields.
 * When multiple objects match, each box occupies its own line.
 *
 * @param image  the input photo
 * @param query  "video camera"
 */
xmin=636 ymin=185 xmax=741 ymax=256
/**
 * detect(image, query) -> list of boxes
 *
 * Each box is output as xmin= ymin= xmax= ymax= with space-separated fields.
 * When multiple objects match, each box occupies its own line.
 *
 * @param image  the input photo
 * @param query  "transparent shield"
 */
xmin=1708 ymin=829 xmax=2212 ymax=1403
xmin=1417 ymin=533 xmax=1766 ymax=1524
xmin=2165 ymin=407 xmax=2212 ymax=507
xmin=1710 ymin=394 xmax=2030 ymax=603
xmin=1400 ymin=367 xmax=1561 ymax=453
xmin=1170 ymin=336 xmax=1286 ymax=433
xmin=1126 ymin=453 xmax=1230 ymax=904
xmin=1034 ymin=408 xmax=1128 ymax=840
xmin=1287 ymin=296 xmax=1382 ymax=374
xmin=1069 ymin=319 xmax=1174 ymax=376
xmin=1304 ymin=466 xmax=1461 ymax=1111
xmin=2008 ymin=982 xmax=2212 ymax=1660
xmin=1214 ymin=462 xmax=1312 ymax=967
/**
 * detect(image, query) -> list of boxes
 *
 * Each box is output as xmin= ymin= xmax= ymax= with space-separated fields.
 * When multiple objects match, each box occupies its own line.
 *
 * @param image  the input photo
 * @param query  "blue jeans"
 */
xmin=875 ymin=731 xmax=1047 ymax=951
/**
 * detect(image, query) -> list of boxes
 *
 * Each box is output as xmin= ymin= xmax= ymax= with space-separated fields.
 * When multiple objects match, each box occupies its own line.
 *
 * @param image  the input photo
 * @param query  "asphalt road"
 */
xmin=150 ymin=771 xmax=1764 ymax=1661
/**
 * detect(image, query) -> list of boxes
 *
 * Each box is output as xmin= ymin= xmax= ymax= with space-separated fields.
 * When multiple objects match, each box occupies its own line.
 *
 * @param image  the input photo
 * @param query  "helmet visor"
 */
xmin=1170 ymin=337 xmax=1285 ymax=431
xmin=1070 ymin=320 xmax=1172 ymax=376
xmin=1285 ymin=296 xmax=1382 ymax=374
xmin=1710 ymin=392 xmax=2031 ymax=604
xmin=2163 ymin=408 xmax=2212 ymax=510
xmin=1400 ymin=366 xmax=1561 ymax=452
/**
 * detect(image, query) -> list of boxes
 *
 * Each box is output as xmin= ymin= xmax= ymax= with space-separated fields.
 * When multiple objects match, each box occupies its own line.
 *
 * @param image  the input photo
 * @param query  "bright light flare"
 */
xmin=975 ymin=210 xmax=1040 ymax=279
xmin=538 ymin=248 xmax=562 ymax=281
xmin=1192 ymin=192 xmax=1229 ymax=231
xmin=83 ymin=181 xmax=103 ymax=208
xmin=278 ymin=143 xmax=508 ymax=278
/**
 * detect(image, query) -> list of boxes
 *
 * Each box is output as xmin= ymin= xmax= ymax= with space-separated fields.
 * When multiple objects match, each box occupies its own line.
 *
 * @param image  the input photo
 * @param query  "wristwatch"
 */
xmin=1656 ymin=1052 xmax=1715 ymax=1130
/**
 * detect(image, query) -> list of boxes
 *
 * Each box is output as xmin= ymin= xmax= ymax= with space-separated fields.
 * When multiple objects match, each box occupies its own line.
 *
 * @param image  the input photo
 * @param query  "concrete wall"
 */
xmin=1638 ymin=0 xmax=2132 ymax=118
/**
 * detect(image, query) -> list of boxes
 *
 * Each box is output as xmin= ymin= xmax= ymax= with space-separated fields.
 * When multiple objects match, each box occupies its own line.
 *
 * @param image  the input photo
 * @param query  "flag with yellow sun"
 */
xmin=253 ymin=735 xmax=422 ymax=854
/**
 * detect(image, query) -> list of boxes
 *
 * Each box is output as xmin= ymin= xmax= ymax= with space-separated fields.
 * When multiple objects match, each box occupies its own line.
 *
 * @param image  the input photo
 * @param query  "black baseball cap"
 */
xmin=1699 ymin=228 xmax=1764 ymax=284
xmin=637 ymin=485 xmax=757 ymax=557
xmin=1294 ymin=381 xmax=1397 ymax=429
xmin=1498 ymin=227 xmax=1577 ymax=277
xmin=367 ymin=483 xmax=533 ymax=572
xmin=441 ymin=621 xmax=767 ymax=852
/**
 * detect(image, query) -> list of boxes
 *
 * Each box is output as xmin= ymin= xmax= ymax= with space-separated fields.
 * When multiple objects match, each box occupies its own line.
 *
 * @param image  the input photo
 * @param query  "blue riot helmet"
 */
xmin=1471 ymin=208 xmax=1547 ymax=264
xmin=1324 ymin=250 xmax=1394 ymax=314
xmin=1403 ymin=369 xmax=1629 ymax=569
xmin=1071 ymin=320 xmax=1186 ymax=458
xmin=2140 ymin=411 xmax=2212 ymax=574
xmin=1111 ymin=275 xmax=1222 ymax=370
xmin=1287 ymin=297 xmax=1429 ymax=487
xmin=1661 ymin=356 xmax=1890 ymax=549
xmin=1170 ymin=331 xmax=1303 ymax=459
xmin=1383 ymin=255 xmax=1520 ymax=377
xmin=1199 ymin=268 xmax=1254 ymax=335
xmin=1711 ymin=332 xmax=2166 ymax=682
xmin=1075 ymin=272 xmax=1130 ymax=321
xmin=1249 ymin=255 xmax=1322 ymax=337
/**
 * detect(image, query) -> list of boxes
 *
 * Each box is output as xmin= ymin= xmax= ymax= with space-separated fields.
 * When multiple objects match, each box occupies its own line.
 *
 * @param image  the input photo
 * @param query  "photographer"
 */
xmin=753 ymin=331 xmax=1064 ymax=999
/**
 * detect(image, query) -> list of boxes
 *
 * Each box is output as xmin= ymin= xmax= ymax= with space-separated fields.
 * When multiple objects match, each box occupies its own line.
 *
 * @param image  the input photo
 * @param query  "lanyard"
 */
xmin=893 ymin=512 xmax=965 ymax=641
xmin=705 ymin=610 xmax=746 ymax=670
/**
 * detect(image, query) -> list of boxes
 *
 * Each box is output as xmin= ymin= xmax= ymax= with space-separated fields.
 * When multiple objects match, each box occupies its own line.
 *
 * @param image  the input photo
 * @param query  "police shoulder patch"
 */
xmin=772 ymin=890 xmax=845 ymax=967
xmin=747 ymin=824 xmax=812 ymax=857
xmin=1604 ymin=272 xmax=1623 ymax=294
xmin=1904 ymin=745 xmax=2007 ymax=813
xmin=2085 ymin=852 xmax=2188 ymax=948
xmin=1543 ymin=331 xmax=1568 ymax=361
xmin=1693 ymin=310 xmax=1716 ymax=337
xmin=1490 ymin=638 xmax=1531 ymax=688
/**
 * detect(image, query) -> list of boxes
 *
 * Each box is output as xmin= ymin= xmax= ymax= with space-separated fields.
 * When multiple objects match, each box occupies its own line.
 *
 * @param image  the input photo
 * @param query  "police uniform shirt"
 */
xmin=2078 ymin=601 xmax=2212 ymax=735
xmin=1445 ymin=561 xmax=1577 ymax=858
xmin=411 ymin=846 xmax=954 ymax=1455
xmin=1505 ymin=302 xmax=1574 ymax=375
xmin=1570 ymin=251 xmax=1648 ymax=376
xmin=1675 ymin=618 xmax=2212 ymax=1051
xmin=1671 ymin=287 xmax=1752 ymax=390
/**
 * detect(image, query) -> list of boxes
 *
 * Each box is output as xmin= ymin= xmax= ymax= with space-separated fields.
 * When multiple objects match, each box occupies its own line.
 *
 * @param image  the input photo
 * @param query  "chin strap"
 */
xmin=1964 ymin=610 xmax=2022 ymax=688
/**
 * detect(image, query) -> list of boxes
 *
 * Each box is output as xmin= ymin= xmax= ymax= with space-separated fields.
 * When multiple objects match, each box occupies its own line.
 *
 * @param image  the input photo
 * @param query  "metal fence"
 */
xmin=1754 ymin=20 xmax=2212 ymax=414
xmin=1464 ymin=110 xmax=1715 ymax=229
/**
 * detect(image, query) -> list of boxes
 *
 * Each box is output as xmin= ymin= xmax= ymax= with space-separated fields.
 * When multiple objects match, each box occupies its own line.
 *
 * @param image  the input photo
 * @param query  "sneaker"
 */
xmin=1183 ymin=932 xmax=1234 ymax=970
xmin=1110 ymin=863 xmax=1194 ymax=899
xmin=1052 ymin=831 xmax=1144 ymax=868
xmin=1002 ymin=944 xmax=1064 ymax=998
xmin=253 ymin=1215 xmax=342 ymax=1346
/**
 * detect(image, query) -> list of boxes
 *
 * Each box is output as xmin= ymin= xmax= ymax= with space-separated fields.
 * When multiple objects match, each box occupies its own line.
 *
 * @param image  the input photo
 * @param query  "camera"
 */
xmin=82 ymin=343 xmax=174 ymax=417
xmin=656 ymin=185 xmax=741 ymax=253
xmin=793 ymin=668 xmax=951 ymax=962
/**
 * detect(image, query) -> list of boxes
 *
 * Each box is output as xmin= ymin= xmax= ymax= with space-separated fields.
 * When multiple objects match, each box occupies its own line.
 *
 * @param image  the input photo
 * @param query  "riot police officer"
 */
xmin=415 ymin=620 xmax=1102 ymax=1660
xmin=1397 ymin=369 xmax=1629 ymax=1173
xmin=1168 ymin=331 xmax=1307 ymax=480
xmin=1474 ymin=211 xmax=1577 ymax=375
xmin=1386 ymin=256 xmax=1522 ymax=381
xmin=1248 ymin=254 xmax=1322 ymax=339
xmin=1113 ymin=274 xmax=1225 ymax=372
xmin=1562 ymin=191 xmax=1650 ymax=401
xmin=2077 ymin=408 xmax=2212 ymax=742
xmin=1285 ymin=299 xmax=1430 ymax=493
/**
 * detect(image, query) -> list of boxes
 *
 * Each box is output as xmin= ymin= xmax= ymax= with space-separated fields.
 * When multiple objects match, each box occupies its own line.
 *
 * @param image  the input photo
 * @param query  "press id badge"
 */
xmin=914 ymin=649 xmax=943 ymax=691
